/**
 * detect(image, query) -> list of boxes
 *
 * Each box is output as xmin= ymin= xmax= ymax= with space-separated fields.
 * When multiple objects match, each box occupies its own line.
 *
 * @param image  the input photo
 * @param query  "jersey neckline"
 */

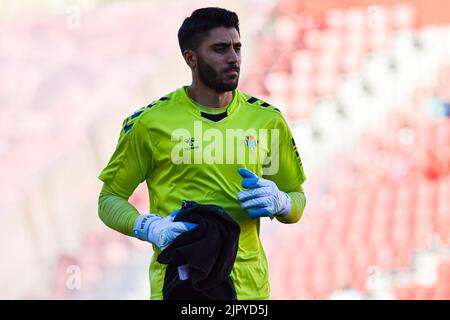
xmin=180 ymin=85 xmax=239 ymax=116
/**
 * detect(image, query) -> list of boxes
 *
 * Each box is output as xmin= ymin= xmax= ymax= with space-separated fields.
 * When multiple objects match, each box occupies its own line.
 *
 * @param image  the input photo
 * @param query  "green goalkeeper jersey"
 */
xmin=98 ymin=86 xmax=306 ymax=299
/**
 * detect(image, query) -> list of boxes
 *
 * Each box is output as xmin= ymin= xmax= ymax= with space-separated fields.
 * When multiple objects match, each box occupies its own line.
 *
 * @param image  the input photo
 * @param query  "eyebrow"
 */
xmin=211 ymin=42 xmax=242 ymax=47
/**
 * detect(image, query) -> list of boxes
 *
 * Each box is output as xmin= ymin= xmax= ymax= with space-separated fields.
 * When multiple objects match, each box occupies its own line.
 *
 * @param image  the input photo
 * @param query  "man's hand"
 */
xmin=133 ymin=210 xmax=197 ymax=250
xmin=237 ymin=168 xmax=292 ymax=219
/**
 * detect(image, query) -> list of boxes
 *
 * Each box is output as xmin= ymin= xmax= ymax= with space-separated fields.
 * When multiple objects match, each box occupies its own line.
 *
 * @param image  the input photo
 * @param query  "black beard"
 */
xmin=197 ymin=55 xmax=239 ymax=93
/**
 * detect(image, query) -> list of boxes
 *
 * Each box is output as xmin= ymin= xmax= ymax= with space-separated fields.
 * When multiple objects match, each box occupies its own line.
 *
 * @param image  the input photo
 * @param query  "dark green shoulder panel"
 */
xmin=244 ymin=95 xmax=281 ymax=113
xmin=121 ymin=95 xmax=171 ymax=133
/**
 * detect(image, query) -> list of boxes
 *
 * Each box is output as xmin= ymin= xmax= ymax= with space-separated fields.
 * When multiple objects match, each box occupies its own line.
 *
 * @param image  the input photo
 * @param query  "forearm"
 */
xmin=98 ymin=184 xmax=140 ymax=237
xmin=276 ymin=190 xmax=306 ymax=224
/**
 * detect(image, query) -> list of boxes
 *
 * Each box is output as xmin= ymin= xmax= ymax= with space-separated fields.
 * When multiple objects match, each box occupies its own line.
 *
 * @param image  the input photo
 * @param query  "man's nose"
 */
xmin=226 ymin=48 xmax=239 ymax=64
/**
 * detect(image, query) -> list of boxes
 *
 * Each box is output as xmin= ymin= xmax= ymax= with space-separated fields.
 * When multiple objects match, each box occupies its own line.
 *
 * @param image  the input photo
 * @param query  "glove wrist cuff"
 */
xmin=133 ymin=214 xmax=161 ymax=241
xmin=277 ymin=192 xmax=292 ymax=217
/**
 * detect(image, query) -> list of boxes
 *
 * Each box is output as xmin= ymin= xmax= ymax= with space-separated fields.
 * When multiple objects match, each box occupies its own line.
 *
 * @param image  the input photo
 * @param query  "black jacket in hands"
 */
xmin=157 ymin=201 xmax=240 ymax=300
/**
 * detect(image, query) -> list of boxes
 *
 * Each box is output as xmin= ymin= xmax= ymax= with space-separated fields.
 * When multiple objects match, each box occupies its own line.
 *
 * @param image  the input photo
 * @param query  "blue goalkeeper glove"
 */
xmin=237 ymin=168 xmax=292 ymax=219
xmin=133 ymin=210 xmax=197 ymax=250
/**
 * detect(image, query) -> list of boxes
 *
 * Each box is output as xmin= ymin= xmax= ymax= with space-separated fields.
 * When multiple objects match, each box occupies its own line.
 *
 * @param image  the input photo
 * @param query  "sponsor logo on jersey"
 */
xmin=184 ymin=137 xmax=199 ymax=150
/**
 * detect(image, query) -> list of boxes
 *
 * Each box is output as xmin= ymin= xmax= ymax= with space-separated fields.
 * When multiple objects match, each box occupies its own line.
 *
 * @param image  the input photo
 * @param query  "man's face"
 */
xmin=195 ymin=27 xmax=241 ymax=92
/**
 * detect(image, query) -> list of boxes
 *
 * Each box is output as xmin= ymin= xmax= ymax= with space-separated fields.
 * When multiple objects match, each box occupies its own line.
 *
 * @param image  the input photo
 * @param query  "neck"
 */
xmin=187 ymin=81 xmax=233 ymax=108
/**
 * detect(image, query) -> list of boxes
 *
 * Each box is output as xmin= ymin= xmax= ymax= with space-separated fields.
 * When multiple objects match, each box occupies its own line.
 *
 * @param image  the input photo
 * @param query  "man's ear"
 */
xmin=183 ymin=49 xmax=197 ymax=69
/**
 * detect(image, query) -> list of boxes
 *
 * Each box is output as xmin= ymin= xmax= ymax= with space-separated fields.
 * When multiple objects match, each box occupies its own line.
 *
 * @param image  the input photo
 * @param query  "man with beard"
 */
xmin=98 ymin=7 xmax=307 ymax=300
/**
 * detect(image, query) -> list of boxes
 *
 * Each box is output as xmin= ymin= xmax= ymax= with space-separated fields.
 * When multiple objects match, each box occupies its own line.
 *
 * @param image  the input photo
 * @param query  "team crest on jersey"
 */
xmin=244 ymin=135 xmax=258 ymax=150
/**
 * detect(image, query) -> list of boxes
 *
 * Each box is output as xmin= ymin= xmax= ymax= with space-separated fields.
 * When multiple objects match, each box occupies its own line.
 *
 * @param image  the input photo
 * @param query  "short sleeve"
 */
xmin=262 ymin=114 xmax=306 ymax=192
xmin=98 ymin=114 xmax=153 ymax=198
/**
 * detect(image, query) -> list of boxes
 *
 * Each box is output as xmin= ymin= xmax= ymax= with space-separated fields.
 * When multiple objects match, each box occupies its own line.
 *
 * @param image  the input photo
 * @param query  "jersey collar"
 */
xmin=180 ymin=85 xmax=239 ymax=116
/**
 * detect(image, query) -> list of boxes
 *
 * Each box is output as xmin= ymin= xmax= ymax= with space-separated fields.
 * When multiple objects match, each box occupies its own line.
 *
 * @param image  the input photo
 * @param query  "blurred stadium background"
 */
xmin=0 ymin=0 xmax=449 ymax=299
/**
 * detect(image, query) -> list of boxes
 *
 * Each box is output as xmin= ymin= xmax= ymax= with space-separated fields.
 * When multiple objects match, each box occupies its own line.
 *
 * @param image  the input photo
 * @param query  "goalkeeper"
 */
xmin=98 ymin=7 xmax=306 ymax=300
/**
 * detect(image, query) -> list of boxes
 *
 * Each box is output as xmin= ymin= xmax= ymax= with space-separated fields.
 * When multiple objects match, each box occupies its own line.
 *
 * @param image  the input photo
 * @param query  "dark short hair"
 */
xmin=178 ymin=7 xmax=240 ymax=54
